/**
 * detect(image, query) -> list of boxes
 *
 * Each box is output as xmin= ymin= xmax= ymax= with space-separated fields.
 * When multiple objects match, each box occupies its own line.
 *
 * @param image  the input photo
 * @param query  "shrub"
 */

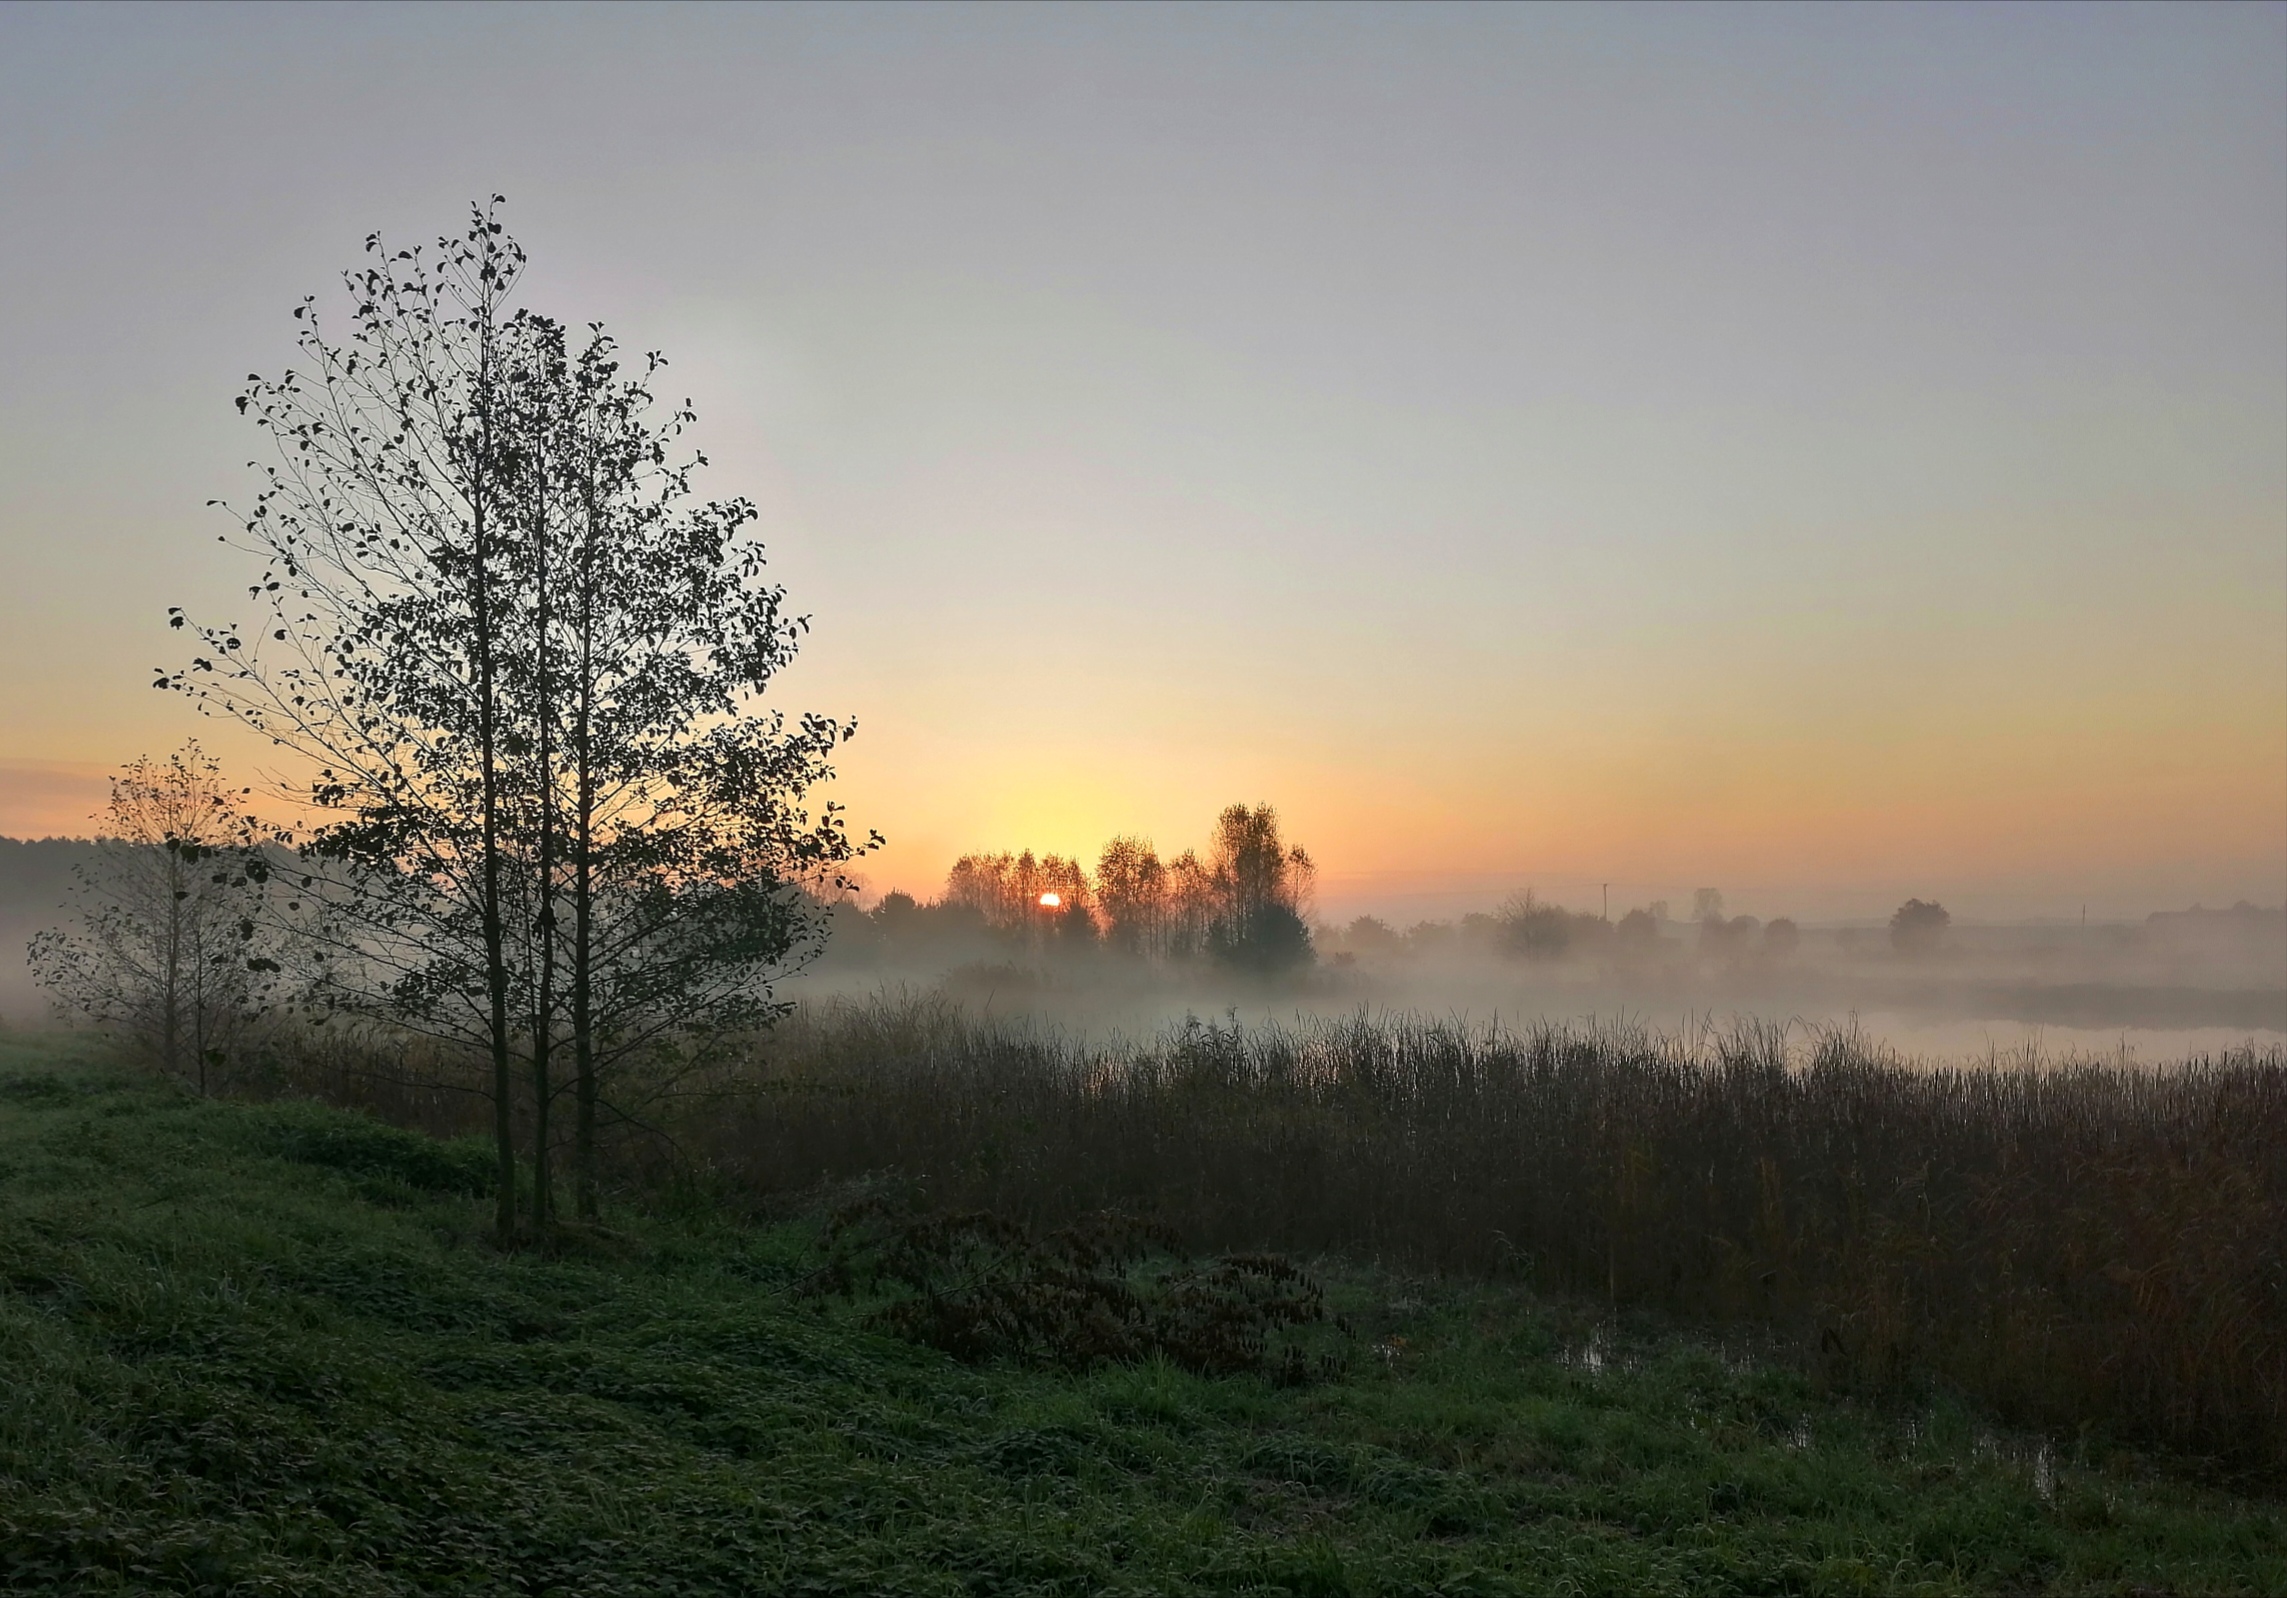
xmin=808 ymin=1200 xmax=1341 ymax=1382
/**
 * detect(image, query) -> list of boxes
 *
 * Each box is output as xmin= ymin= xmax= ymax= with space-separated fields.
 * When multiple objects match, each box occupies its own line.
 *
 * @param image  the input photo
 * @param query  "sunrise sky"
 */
xmin=1 ymin=3 xmax=2281 ymax=923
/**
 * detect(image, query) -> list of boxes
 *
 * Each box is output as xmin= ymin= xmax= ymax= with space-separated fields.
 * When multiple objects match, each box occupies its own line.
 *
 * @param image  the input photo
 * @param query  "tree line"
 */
xmin=870 ymin=803 xmax=1317 ymax=974
xmin=1327 ymin=891 xmax=1960 ymax=965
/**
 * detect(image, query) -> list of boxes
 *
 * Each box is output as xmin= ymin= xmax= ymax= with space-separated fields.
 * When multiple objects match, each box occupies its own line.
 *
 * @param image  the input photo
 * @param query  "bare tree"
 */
xmin=28 ymin=744 xmax=274 ymax=1093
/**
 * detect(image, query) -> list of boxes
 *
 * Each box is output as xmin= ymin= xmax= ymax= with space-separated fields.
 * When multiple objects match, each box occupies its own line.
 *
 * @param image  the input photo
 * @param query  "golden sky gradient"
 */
xmin=1 ymin=5 xmax=2280 ymax=922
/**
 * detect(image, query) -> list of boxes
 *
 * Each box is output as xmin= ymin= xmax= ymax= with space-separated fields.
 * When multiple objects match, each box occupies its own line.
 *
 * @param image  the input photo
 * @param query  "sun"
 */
xmin=1038 ymin=892 xmax=1061 ymax=909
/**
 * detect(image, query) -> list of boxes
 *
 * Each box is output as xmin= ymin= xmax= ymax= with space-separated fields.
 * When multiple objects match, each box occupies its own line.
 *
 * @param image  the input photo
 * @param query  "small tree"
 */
xmin=28 ymin=744 xmax=275 ymax=1092
xmin=1342 ymin=915 xmax=1403 ymax=959
xmin=1699 ymin=913 xmax=1761 ymax=957
xmin=1890 ymin=898 xmax=1951 ymax=954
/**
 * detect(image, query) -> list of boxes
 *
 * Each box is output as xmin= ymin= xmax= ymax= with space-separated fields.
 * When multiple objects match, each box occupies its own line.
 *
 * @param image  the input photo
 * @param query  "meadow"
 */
xmin=4 ymin=1025 xmax=2285 ymax=1597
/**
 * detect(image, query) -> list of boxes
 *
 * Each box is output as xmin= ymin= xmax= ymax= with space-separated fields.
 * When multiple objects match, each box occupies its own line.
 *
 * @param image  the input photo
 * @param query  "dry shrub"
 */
xmin=230 ymin=1023 xmax=496 ymax=1141
xmin=809 ymin=1199 xmax=1338 ymax=1382
xmin=710 ymin=999 xmax=2287 ymax=1469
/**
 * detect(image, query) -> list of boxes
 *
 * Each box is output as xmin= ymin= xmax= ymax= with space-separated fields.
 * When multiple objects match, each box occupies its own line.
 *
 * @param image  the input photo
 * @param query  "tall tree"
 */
xmin=171 ymin=201 xmax=533 ymax=1237
xmin=170 ymin=203 xmax=870 ymax=1238
xmin=521 ymin=318 xmax=868 ymax=1221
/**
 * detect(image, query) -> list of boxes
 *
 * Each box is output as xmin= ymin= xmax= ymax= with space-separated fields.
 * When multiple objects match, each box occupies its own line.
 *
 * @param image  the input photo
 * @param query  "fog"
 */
xmin=8 ymin=824 xmax=2280 ymax=1065
xmin=784 ymin=884 xmax=2285 ymax=1068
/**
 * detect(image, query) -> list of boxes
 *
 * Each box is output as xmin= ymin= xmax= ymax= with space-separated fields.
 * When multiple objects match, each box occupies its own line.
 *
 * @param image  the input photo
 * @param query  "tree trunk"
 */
xmin=571 ymin=466 xmax=599 ymax=1223
xmin=473 ymin=329 xmax=518 ymax=1247
xmin=530 ymin=442 xmax=557 ymax=1233
xmin=161 ymin=847 xmax=183 ymax=1081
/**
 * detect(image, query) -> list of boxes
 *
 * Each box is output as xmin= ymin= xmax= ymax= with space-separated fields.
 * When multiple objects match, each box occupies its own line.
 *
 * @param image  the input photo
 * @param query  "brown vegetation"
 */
xmin=704 ymin=1000 xmax=2285 ymax=1471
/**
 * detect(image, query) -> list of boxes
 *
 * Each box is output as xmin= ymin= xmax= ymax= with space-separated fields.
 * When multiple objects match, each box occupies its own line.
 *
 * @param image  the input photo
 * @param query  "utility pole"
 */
xmin=1602 ymin=882 xmax=1610 ymax=921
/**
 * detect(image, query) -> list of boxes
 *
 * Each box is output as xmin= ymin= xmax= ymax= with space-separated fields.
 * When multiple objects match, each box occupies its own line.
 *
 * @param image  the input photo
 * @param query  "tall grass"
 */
xmin=706 ymin=998 xmax=2286 ymax=1470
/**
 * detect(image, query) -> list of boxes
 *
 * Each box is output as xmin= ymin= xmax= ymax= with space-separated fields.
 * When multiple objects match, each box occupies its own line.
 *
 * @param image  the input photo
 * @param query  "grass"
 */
xmin=2 ymin=1031 xmax=2283 ymax=1595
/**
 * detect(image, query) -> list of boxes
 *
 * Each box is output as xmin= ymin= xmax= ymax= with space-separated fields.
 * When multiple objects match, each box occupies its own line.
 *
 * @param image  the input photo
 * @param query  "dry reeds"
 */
xmin=705 ymin=999 xmax=2286 ymax=1469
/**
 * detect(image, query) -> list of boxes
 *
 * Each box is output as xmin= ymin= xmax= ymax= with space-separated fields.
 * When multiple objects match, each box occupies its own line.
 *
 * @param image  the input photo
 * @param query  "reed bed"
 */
xmin=707 ymin=998 xmax=2286 ymax=1471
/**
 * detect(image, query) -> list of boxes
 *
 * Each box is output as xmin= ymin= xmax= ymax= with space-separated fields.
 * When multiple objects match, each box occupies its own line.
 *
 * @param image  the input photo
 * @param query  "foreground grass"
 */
xmin=1 ymin=1035 xmax=2279 ymax=1596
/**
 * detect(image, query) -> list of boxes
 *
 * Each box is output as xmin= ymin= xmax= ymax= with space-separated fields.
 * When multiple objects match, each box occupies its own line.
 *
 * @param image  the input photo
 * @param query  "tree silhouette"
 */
xmin=28 ymin=744 xmax=276 ymax=1093
xmin=1094 ymin=835 xmax=1167 ymax=958
xmin=1890 ymin=898 xmax=1951 ymax=955
xmin=1495 ymin=891 xmax=1607 ymax=962
xmin=170 ymin=203 xmax=869 ymax=1237
xmin=1204 ymin=804 xmax=1314 ymax=973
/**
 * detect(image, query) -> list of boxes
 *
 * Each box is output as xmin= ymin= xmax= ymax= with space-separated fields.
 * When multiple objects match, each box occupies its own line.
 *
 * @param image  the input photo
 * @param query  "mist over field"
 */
xmin=3 ymin=6 xmax=2284 ymax=1589
xmin=790 ymin=863 xmax=2285 ymax=1069
xmin=12 ymin=823 xmax=2286 ymax=1061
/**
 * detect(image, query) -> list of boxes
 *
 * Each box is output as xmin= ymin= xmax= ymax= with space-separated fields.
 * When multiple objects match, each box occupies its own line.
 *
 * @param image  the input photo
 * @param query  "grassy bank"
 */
xmin=3 ymin=1032 xmax=2283 ymax=1595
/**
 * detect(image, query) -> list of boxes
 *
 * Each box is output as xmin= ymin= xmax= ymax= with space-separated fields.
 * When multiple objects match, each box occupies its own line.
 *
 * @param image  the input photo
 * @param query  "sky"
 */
xmin=0 ymin=1 xmax=2281 ymax=924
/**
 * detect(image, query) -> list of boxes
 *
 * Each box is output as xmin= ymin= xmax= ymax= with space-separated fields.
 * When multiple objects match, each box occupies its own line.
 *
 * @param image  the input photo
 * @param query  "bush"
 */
xmin=809 ymin=1200 xmax=1341 ymax=1382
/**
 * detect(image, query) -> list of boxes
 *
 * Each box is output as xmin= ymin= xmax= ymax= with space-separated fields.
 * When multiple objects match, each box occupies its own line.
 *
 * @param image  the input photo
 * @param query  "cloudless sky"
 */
xmin=1 ymin=1 xmax=2281 ymax=921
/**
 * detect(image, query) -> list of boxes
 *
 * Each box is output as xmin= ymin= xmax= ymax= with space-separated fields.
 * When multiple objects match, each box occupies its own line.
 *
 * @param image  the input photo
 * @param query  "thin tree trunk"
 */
xmin=571 ymin=464 xmax=599 ymax=1223
xmin=473 ymin=325 xmax=518 ymax=1247
xmin=530 ymin=442 xmax=557 ymax=1233
xmin=162 ymin=847 xmax=183 ymax=1081
xmin=190 ymin=897 xmax=208 ymax=1098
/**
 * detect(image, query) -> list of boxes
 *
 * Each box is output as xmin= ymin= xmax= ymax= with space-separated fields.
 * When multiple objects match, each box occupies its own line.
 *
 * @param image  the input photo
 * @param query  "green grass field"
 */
xmin=1 ymin=1031 xmax=2279 ymax=1596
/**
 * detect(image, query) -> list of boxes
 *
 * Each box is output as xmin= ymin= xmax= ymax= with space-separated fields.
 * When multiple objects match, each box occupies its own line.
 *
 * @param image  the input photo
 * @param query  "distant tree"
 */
xmin=1495 ymin=891 xmax=1604 ymax=962
xmin=853 ymin=889 xmax=994 ymax=970
xmin=28 ymin=745 xmax=276 ymax=1093
xmin=1762 ymin=917 xmax=1800 ymax=957
xmin=1164 ymin=849 xmax=1219 ymax=960
xmin=1692 ymin=888 xmax=1725 ymax=923
xmin=1614 ymin=907 xmax=1662 ymax=953
xmin=1095 ymin=835 xmax=1168 ymax=957
xmin=1343 ymin=915 xmax=1403 ymax=958
xmin=1203 ymin=804 xmax=1314 ymax=973
xmin=1699 ymin=914 xmax=1760 ymax=957
xmin=940 ymin=805 xmax=1316 ymax=972
xmin=945 ymin=850 xmax=1092 ymax=937
xmin=1890 ymin=898 xmax=1951 ymax=954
